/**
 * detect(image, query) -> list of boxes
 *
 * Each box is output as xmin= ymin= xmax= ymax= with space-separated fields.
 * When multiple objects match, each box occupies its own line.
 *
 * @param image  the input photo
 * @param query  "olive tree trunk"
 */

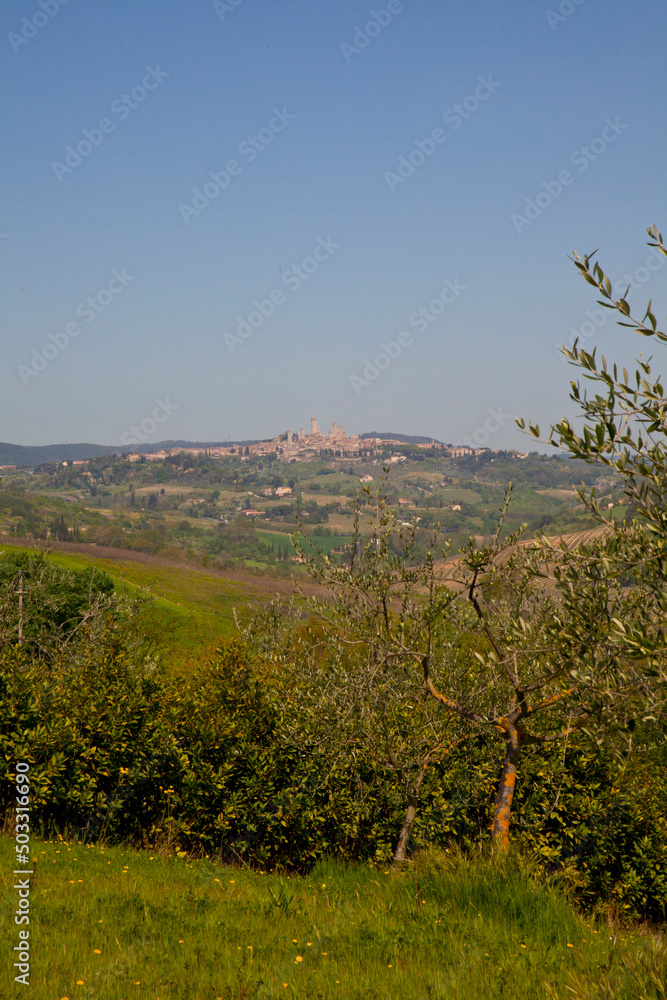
xmin=392 ymin=770 xmax=426 ymax=866
xmin=393 ymin=793 xmax=418 ymax=865
xmin=490 ymin=730 xmax=521 ymax=851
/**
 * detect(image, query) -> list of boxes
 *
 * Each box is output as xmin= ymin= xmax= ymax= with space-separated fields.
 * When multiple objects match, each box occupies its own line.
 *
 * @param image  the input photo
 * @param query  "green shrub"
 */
xmin=1 ymin=636 xmax=665 ymax=921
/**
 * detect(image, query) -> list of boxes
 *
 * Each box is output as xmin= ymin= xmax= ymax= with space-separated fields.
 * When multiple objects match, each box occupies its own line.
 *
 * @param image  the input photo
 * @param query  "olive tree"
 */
xmin=291 ymin=490 xmax=666 ymax=860
xmin=431 ymin=225 xmax=667 ymax=847
xmin=254 ymin=226 xmax=667 ymax=857
xmin=521 ymin=225 xmax=667 ymax=607
xmin=425 ymin=502 xmax=663 ymax=850
xmin=518 ymin=225 xmax=667 ymax=708
xmin=260 ymin=485 xmax=481 ymax=865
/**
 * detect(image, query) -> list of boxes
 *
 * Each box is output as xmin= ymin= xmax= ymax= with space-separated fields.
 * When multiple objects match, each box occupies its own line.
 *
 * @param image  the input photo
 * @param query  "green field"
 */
xmin=257 ymin=529 xmax=353 ymax=557
xmin=300 ymin=492 xmax=351 ymax=506
xmin=2 ymin=836 xmax=664 ymax=999
xmin=0 ymin=543 xmax=292 ymax=660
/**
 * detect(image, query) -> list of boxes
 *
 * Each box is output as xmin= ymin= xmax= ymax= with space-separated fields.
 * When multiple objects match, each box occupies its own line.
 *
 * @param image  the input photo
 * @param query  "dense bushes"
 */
xmin=0 ymin=643 xmax=171 ymax=841
xmin=1 ymin=636 xmax=665 ymax=920
xmin=511 ymin=740 xmax=667 ymax=922
xmin=0 ymin=639 xmax=394 ymax=863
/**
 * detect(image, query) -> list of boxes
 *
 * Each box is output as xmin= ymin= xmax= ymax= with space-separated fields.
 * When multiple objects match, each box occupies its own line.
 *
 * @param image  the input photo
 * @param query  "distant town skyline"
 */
xmin=0 ymin=411 xmax=532 ymax=472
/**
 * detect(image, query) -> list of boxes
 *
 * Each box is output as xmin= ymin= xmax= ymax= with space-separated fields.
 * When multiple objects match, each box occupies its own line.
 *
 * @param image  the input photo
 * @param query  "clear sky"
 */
xmin=1 ymin=0 xmax=665 ymax=450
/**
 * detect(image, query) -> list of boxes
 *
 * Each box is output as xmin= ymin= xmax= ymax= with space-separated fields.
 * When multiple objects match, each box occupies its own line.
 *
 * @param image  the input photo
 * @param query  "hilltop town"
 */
xmin=0 ymin=417 xmax=620 ymax=576
xmin=117 ymin=417 xmax=529 ymax=464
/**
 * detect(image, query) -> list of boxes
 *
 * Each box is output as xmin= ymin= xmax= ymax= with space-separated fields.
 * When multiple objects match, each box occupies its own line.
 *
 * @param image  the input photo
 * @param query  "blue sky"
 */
xmin=1 ymin=0 xmax=665 ymax=449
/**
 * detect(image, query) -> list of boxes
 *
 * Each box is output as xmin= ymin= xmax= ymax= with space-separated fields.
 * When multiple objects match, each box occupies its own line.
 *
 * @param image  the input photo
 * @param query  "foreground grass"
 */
xmin=2 ymin=837 xmax=665 ymax=999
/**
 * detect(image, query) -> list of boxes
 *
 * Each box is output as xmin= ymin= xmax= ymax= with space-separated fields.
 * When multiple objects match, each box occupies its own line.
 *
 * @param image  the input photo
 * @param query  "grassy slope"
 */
xmin=0 ymin=543 xmax=296 ymax=658
xmin=2 ymin=837 xmax=664 ymax=1000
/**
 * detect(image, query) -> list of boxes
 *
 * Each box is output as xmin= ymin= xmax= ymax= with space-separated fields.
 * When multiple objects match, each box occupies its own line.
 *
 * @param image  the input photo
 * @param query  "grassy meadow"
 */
xmin=2 ymin=836 xmax=666 ymax=1000
xmin=0 ymin=541 xmax=306 ymax=666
